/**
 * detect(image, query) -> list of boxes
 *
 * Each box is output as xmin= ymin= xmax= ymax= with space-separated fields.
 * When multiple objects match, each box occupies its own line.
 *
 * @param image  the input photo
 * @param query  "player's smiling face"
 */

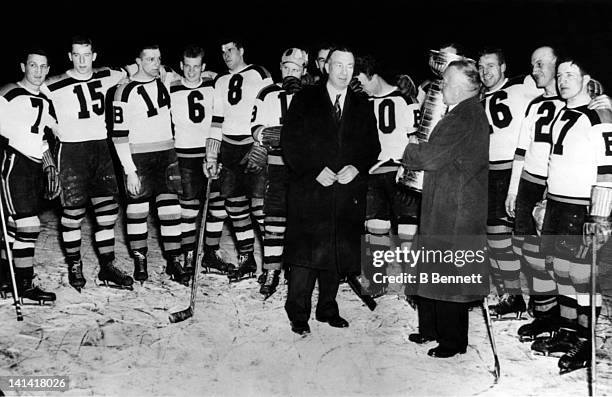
xmin=21 ymin=54 xmax=50 ymax=88
xmin=182 ymin=56 xmax=203 ymax=84
xmin=478 ymin=54 xmax=505 ymax=89
xmin=221 ymin=43 xmax=244 ymax=72
xmin=69 ymin=44 xmax=96 ymax=76
xmin=557 ymin=62 xmax=587 ymax=100
xmin=325 ymin=50 xmax=354 ymax=91
xmin=138 ymin=49 xmax=161 ymax=78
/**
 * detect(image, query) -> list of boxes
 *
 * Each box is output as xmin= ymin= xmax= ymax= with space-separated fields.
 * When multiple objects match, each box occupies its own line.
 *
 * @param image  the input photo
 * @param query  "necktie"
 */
xmin=334 ymin=93 xmax=342 ymax=122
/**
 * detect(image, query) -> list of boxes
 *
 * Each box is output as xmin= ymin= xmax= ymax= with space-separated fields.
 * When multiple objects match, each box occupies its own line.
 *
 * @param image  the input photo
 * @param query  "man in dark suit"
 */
xmin=402 ymin=59 xmax=489 ymax=357
xmin=281 ymin=46 xmax=380 ymax=335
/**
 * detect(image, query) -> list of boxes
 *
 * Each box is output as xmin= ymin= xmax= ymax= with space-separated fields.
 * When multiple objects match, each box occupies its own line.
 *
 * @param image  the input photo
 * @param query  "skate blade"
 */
xmin=559 ymin=363 xmax=588 ymax=375
xmin=519 ymin=333 xmax=554 ymax=343
xmin=99 ymin=281 xmax=134 ymax=291
xmin=228 ymin=273 xmax=256 ymax=283
xmin=261 ymin=290 xmax=277 ymax=301
xmin=493 ymin=311 xmax=525 ymax=321
xmin=531 ymin=350 xmax=566 ymax=358
xmin=18 ymin=298 xmax=55 ymax=306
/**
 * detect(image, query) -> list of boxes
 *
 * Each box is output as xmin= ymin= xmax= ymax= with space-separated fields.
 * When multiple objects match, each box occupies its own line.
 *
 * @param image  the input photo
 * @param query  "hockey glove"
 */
xmin=42 ymin=149 xmax=61 ymax=200
xmin=205 ymin=138 xmax=221 ymax=179
xmin=349 ymin=77 xmax=364 ymax=94
xmin=261 ymin=126 xmax=282 ymax=148
xmin=282 ymin=76 xmax=302 ymax=94
xmin=588 ymin=78 xmax=604 ymax=99
xmin=240 ymin=142 xmax=268 ymax=174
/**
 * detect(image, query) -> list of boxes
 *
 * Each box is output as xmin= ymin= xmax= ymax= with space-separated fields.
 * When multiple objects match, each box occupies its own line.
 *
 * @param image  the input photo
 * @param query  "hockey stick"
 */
xmin=169 ymin=178 xmax=212 ymax=323
xmin=482 ymin=297 xmax=500 ymax=382
xmin=589 ymin=226 xmax=598 ymax=396
xmin=0 ymin=192 xmax=22 ymax=321
xmin=347 ymin=274 xmax=377 ymax=311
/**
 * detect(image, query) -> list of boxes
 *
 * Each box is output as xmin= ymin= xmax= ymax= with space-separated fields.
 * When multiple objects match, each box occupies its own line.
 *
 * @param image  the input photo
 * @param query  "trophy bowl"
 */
xmin=428 ymin=50 xmax=464 ymax=77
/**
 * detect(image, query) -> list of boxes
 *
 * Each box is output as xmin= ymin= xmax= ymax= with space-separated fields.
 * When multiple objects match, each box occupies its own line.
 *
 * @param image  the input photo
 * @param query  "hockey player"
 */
xmin=206 ymin=38 xmax=273 ymax=281
xmin=532 ymin=58 xmax=610 ymax=373
xmin=168 ymin=45 xmax=215 ymax=280
xmin=312 ymin=43 xmax=332 ymax=84
xmin=354 ymin=55 xmax=420 ymax=297
xmin=505 ymin=47 xmax=611 ymax=342
xmin=479 ymin=48 xmax=542 ymax=318
xmin=112 ymin=44 xmax=185 ymax=285
xmin=251 ymin=47 xmax=309 ymax=298
xmin=0 ymin=49 xmax=59 ymax=304
xmin=41 ymin=36 xmax=134 ymax=291
xmin=504 ymin=46 xmax=564 ymax=340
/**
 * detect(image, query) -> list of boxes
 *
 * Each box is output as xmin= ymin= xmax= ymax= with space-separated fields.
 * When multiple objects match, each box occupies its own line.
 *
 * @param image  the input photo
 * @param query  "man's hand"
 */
xmin=337 ymin=165 xmax=359 ymax=184
xmin=505 ymin=193 xmax=516 ymax=218
xmin=203 ymin=160 xmax=221 ymax=179
xmin=44 ymin=166 xmax=61 ymax=200
xmin=588 ymin=94 xmax=612 ymax=110
xmin=408 ymin=134 xmax=419 ymax=144
xmin=316 ymin=167 xmax=337 ymax=187
xmin=261 ymin=126 xmax=282 ymax=148
xmin=126 ymin=171 xmax=141 ymax=196
xmin=241 ymin=142 xmax=267 ymax=173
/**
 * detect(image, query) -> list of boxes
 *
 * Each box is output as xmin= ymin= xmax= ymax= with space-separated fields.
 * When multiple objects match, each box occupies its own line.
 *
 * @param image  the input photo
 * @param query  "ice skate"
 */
xmin=98 ymin=261 xmax=134 ymax=290
xmin=67 ymin=260 xmax=86 ymax=292
xmin=227 ymin=252 xmax=256 ymax=282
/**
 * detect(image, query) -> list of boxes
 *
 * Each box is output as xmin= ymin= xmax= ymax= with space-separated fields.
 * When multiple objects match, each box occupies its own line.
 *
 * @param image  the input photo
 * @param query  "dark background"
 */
xmin=3 ymin=0 xmax=612 ymax=89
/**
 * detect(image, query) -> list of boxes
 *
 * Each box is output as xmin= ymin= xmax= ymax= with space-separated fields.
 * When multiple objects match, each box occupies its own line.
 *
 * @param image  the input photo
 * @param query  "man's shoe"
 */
xmin=290 ymin=321 xmax=311 ymax=336
xmin=408 ymin=333 xmax=436 ymax=344
xmin=427 ymin=345 xmax=466 ymax=358
xmin=317 ymin=315 xmax=349 ymax=328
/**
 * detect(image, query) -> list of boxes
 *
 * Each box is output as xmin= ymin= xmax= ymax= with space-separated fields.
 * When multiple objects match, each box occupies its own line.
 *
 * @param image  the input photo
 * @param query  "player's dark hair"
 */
xmin=556 ymin=56 xmax=589 ymax=77
xmin=354 ymin=54 xmax=394 ymax=83
xmin=448 ymin=59 xmax=482 ymax=92
xmin=138 ymin=44 xmax=160 ymax=58
xmin=22 ymin=48 xmax=49 ymax=64
xmin=71 ymin=35 xmax=94 ymax=51
xmin=355 ymin=55 xmax=376 ymax=78
xmin=315 ymin=42 xmax=334 ymax=55
xmin=183 ymin=44 xmax=205 ymax=60
xmin=220 ymin=37 xmax=245 ymax=50
xmin=478 ymin=47 xmax=505 ymax=65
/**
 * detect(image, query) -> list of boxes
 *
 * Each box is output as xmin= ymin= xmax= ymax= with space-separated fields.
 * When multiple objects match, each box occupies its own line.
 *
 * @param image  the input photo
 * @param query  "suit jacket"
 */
xmin=281 ymin=84 xmax=380 ymax=273
xmin=402 ymin=95 xmax=489 ymax=302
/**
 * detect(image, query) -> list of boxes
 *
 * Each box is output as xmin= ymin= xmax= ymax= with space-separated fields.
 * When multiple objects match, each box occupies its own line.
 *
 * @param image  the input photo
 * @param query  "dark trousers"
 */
xmin=285 ymin=265 xmax=340 ymax=323
xmin=417 ymin=297 xmax=469 ymax=351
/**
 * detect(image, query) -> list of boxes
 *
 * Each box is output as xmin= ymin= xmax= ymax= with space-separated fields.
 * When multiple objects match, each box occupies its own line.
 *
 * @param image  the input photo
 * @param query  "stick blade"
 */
xmin=168 ymin=307 xmax=193 ymax=323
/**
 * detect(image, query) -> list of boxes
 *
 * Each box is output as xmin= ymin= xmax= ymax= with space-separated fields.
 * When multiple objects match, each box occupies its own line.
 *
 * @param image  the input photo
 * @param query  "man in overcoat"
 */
xmin=402 ymin=59 xmax=489 ymax=357
xmin=282 ymin=46 xmax=380 ymax=335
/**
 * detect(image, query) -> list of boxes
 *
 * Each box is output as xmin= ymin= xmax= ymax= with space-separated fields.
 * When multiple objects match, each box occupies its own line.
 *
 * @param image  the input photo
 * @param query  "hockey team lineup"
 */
xmin=0 ymin=34 xmax=611 ymax=396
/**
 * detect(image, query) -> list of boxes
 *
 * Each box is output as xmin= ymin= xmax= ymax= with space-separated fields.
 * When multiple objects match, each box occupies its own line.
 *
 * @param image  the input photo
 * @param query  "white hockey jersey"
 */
xmin=0 ymin=82 xmax=57 ymax=161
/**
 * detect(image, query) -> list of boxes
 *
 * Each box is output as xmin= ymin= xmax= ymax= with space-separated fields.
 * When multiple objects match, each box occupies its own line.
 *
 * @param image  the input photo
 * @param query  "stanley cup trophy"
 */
xmin=397 ymin=49 xmax=463 ymax=191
